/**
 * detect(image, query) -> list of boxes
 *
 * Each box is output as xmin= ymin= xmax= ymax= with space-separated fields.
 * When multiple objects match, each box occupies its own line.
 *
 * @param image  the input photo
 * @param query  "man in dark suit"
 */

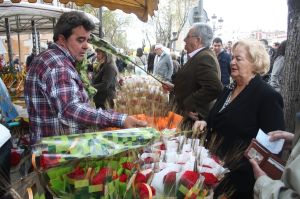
xmin=212 ymin=37 xmax=231 ymax=86
xmin=163 ymin=23 xmax=223 ymax=125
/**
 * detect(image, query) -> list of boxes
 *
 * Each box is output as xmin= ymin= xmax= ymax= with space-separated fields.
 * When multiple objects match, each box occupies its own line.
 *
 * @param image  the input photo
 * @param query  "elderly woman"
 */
xmin=193 ymin=39 xmax=285 ymax=199
xmin=93 ymin=48 xmax=119 ymax=109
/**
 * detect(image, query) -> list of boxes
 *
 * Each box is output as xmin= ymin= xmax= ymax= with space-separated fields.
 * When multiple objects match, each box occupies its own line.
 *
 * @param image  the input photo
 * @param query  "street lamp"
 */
xmin=211 ymin=13 xmax=217 ymax=32
xmin=209 ymin=14 xmax=224 ymax=35
xmin=218 ymin=17 xmax=224 ymax=30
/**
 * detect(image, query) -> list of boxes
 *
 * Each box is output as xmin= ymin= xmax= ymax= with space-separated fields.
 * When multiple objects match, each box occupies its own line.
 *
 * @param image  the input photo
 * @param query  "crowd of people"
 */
xmin=0 ymin=10 xmax=298 ymax=199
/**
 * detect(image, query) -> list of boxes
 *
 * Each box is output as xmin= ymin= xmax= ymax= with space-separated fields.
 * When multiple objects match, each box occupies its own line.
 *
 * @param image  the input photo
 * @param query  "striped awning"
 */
xmin=0 ymin=0 xmax=159 ymax=22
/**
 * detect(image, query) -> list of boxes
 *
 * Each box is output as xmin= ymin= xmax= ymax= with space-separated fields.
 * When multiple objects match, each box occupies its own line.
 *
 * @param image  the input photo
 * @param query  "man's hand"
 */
xmin=249 ymin=158 xmax=267 ymax=180
xmin=123 ymin=116 xmax=147 ymax=128
xmin=192 ymin=120 xmax=207 ymax=132
xmin=268 ymin=130 xmax=294 ymax=142
xmin=162 ymin=81 xmax=174 ymax=92
xmin=188 ymin=111 xmax=199 ymax=121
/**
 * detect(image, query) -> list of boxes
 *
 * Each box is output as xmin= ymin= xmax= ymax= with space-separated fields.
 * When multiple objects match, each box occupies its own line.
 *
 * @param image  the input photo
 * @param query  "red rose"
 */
xmin=160 ymin=144 xmax=166 ymax=150
xmin=139 ymin=183 xmax=156 ymax=199
xmin=163 ymin=171 xmax=177 ymax=185
xmin=119 ymin=173 xmax=128 ymax=182
xmin=10 ymin=150 xmax=21 ymax=167
xmin=91 ymin=167 xmax=111 ymax=185
xmin=122 ymin=162 xmax=134 ymax=170
xmin=201 ymin=172 xmax=218 ymax=186
xmin=40 ymin=153 xmax=61 ymax=169
xmin=163 ymin=171 xmax=177 ymax=196
xmin=67 ymin=167 xmax=85 ymax=179
xmin=135 ymin=172 xmax=147 ymax=184
xmin=180 ymin=171 xmax=199 ymax=189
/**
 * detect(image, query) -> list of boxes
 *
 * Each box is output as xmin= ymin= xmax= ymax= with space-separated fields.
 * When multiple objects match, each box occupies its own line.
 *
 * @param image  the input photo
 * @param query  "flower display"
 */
xmin=32 ymin=125 xmax=228 ymax=198
xmin=143 ymin=135 xmax=229 ymax=198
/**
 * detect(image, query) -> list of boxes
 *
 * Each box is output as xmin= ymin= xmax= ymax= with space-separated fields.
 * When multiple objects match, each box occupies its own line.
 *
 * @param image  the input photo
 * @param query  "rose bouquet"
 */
xmin=32 ymin=127 xmax=159 ymax=169
xmin=31 ymin=128 xmax=159 ymax=198
xmin=140 ymin=135 xmax=229 ymax=199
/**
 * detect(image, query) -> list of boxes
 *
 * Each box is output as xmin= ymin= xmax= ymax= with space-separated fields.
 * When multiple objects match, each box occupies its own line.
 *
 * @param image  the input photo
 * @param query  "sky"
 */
xmin=203 ymin=0 xmax=288 ymax=32
xmin=126 ymin=0 xmax=288 ymax=49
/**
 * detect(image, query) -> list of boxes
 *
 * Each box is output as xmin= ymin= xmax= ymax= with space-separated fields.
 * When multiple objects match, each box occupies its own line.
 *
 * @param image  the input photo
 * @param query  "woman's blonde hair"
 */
xmin=232 ymin=39 xmax=270 ymax=75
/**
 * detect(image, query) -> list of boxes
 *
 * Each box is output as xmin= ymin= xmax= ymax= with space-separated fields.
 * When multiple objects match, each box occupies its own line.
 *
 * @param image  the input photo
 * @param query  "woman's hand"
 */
xmin=123 ymin=116 xmax=147 ymax=128
xmin=192 ymin=120 xmax=207 ymax=133
xmin=268 ymin=130 xmax=294 ymax=142
xmin=249 ymin=158 xmax=267 ymax=180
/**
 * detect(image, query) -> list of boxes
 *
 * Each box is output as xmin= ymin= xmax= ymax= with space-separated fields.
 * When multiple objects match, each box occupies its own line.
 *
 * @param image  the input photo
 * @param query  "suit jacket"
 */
xmin=217 ymin=50 xmax=231 ymax=86
xmin=207 ymin=75 xmax=285 ymax=198
xmin=93 ymin=62 xmax=118 ymax=108
xmin=173 ymin=48 xmax=223 ymax=119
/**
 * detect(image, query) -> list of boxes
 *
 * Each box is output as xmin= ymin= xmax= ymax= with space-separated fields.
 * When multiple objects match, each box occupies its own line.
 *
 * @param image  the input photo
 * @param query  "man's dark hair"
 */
xmin=53 ymin=11 xmax=95 ymax=42
xmin=260 ymin=39 xmax=268 ymax=46
xmin=213 ymin=37 xmax=223 ymax=44
xmin=136 ymin=48 xmax=144 ymax=57
xmin=275 ymin=40 xmax=287 ymax=58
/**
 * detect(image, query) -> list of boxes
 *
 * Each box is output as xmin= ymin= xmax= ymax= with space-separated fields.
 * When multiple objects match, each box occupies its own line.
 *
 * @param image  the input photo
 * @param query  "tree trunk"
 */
xmin=282 ymin=0 xmax=300 ymax=132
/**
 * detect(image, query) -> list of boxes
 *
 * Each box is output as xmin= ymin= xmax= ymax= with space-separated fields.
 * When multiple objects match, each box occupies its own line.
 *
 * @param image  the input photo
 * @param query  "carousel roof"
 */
xmin=0 ymin=2 xmax=99 ymax=35
xmin=0 ymin=0 xmax=159 ymax=22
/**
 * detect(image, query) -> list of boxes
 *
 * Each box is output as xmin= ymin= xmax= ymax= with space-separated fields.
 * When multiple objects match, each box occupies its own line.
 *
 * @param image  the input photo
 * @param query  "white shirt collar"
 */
xmin=188 ymin=47 xmax=205 ymax=59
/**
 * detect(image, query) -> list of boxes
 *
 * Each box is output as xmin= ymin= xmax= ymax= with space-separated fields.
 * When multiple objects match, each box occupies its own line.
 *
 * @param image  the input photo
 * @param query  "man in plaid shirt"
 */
xmin=25 ymin=11 xmax=146 ymax=143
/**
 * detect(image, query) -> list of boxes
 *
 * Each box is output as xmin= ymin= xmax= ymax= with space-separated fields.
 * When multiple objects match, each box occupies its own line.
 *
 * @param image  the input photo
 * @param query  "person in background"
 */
xmin=0 ymin=54 xmax=5 ymax=71
xmin=93 ymin=48 xmax=118 ymax=109
xmin=13 ymin=56 xmax=19 ymax=66
xmin=260 ymin=39 xmax=276 ymax=82
xmin=115 ymin=49 xmax=127 ymax=74
xmin=180 ymin=49 xmax=188 ymax=66
xmin=193 ymin=39 xmax=285 ymax=199
xmin=135 ymin=47 xmax=147 ymax=76
xmin=153 ymin=44 xmax=173 ymax=81
xmin=13 ymin=56 xmax=22 ymax=72
xmin=26 ymin=52 xmax=35 ymax=72
xmin=250 ymin=126 xmax=300 ymax=198
xmin=269 ymin=40 xmax=287 ymax=93
xmin=24 ymin=11 xmax=146 ymax=144
xmin=170 ymin=52 xmax=181 ymax=82
xmin=273 ymin=42 xmax=280 ymax=51
xmin=213 ymin=37 xmax=231 ymax=86
xmin=163 ymin=23 xmax=222 ymax=127
xmin=147 ymin=45 xmax=156 ymax=74
xmin=226 ymin=40 xmax=233 ymax=57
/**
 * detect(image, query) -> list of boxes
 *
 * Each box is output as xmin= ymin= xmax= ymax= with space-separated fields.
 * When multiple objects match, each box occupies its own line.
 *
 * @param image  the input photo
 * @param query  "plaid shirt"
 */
xmin=25 ymin=43 xmax=126 ymax=143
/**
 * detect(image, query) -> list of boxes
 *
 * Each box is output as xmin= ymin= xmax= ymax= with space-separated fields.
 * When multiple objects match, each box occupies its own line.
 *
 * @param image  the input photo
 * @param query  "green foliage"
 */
xmin=102 ymin=10 xmax=130 ymax=50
